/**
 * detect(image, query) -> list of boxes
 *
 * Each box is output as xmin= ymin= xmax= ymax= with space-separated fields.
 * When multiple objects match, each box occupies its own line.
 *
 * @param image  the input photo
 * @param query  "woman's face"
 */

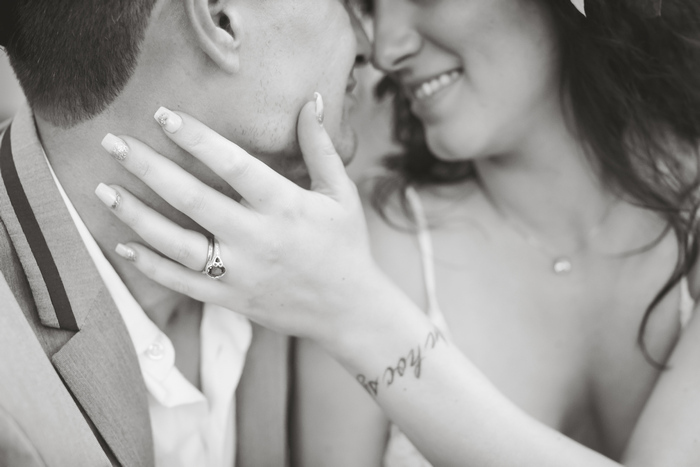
xmin=372 ymin=0 xmax=562 ymax=161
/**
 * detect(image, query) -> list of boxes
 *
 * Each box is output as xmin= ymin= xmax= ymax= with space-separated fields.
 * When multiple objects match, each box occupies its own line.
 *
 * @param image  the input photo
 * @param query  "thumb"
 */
xmin=297 ymin=93 xmax=351 ymax=198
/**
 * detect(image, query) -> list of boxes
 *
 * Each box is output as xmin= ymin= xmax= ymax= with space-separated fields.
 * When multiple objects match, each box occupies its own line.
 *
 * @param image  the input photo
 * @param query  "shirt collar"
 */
xmin=42 ymin=152 xmax=205 ymax=407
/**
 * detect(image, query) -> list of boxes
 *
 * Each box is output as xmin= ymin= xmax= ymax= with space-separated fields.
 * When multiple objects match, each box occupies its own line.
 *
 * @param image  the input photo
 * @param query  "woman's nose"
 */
xmin=372 ymin=1 xmax=421 ymax=73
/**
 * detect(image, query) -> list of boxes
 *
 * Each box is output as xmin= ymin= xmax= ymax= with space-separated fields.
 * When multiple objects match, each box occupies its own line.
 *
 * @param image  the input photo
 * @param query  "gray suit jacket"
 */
xmin=0 ymin=105 xmax=291 ymax=467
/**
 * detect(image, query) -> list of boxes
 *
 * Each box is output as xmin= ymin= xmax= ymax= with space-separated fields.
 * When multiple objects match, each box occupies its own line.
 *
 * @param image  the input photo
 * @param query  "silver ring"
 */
xmin=202 ymin=237 xmax=226 ymax=280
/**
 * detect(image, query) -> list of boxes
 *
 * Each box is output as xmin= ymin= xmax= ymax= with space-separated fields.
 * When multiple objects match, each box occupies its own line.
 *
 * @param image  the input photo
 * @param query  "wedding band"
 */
xmin=202 ymin=237 xmax=227 ymax=280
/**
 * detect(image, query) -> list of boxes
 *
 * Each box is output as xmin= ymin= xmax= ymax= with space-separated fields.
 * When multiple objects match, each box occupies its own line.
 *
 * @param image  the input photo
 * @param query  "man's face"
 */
xmin=204 ymin=0 xmax=370 ymax=184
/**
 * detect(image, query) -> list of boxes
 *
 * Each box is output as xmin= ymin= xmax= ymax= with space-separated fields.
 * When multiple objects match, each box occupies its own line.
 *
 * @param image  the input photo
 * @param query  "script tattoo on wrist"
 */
xmin=356 ymin=328 xmax=446 ymax=397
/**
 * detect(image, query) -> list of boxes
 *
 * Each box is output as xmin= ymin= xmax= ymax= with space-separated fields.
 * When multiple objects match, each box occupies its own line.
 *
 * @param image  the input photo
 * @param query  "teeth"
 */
xmin=414 ymin=70 xmax=461 ymax=100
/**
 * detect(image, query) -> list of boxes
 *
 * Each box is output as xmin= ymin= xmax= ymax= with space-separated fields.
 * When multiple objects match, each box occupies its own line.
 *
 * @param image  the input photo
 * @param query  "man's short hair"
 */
xmin=5 ymin=0 xmax=159 ymax=128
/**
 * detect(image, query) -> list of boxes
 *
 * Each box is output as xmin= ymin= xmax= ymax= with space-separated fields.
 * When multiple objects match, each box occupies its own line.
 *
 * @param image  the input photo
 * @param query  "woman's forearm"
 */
xmin=322 ymin=273 xmax=619 ymax=467
xmin=307 ymin=269 xmax=700 ymax=467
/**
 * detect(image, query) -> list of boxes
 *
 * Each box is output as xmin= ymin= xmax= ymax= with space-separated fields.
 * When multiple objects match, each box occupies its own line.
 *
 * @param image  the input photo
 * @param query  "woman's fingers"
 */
xmin=100 ymin=133 xmax=250 ymax=237
xmin=95 ymin=183 xmax=211 ymax=272
xmin=297 ymin=94 xmax=354 ymax=200
xmin=115 ymin=242 xmax=229 ymax=305
xmin=152 ymin=107 xmax=300 ymax=209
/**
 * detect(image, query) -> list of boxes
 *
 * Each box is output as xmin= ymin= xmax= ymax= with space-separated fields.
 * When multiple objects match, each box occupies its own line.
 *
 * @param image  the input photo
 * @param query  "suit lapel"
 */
xmin=52 ymin=288 xmax=154 ymax=467
xmin=0 ymin=270 xmax=113 ymax=466
xmin=0 ymin=105 xmax=154 ymax=467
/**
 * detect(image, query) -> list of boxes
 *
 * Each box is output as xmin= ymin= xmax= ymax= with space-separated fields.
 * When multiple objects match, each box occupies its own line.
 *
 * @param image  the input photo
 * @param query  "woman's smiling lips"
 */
xmin=401 ymin=68 xmax=464 ymax=122
xmin=407 ymin=69 xmax=463 ymax=101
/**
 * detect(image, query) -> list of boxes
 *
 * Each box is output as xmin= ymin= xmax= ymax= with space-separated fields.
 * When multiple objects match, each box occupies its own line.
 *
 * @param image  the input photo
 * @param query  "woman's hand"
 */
xmin=96 ymin=95 xmax=387 ymax=348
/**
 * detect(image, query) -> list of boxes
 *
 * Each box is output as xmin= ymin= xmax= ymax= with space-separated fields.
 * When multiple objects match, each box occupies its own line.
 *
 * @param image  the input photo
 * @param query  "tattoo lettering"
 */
xmin=357 ymin=374 xmax=379 ymax=396
xmin=356 ymin=327 xmax=447 ymax=398
xmin=425 ymin=328 xmax=446 ymax=350
xmin=383 ymin=346 xmax=424 ymax=386
xmin=408 ymin=347 xmax=424 ymax=378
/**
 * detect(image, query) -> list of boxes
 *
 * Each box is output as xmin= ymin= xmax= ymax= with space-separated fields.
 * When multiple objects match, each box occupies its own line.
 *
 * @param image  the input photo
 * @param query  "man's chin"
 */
xmin=265 ymin=125 xmax=357 ymax=188
xmin=285 ymin=137 xmax=356 ymax=188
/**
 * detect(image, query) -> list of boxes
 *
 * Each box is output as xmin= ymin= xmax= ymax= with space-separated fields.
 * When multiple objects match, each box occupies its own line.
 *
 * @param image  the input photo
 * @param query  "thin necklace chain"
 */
xmin=479 ymin=183 xmax=617 ymax=274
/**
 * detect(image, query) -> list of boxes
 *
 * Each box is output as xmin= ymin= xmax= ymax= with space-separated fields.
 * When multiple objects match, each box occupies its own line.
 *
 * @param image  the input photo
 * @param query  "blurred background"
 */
xmin=0 ymin=49 xmax=395 ymax=182
xmin=347 ymin=66 xmax=397 ymax=181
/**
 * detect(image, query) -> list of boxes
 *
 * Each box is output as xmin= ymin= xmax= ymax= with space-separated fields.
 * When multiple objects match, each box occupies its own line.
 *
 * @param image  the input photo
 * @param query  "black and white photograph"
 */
xmin=1 ymin=0 xmax=699 ymax=465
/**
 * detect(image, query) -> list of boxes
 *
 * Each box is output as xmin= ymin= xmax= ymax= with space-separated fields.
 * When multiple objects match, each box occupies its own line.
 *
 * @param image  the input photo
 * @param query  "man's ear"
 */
xmin=184 ymin=0 xmax=242 ymax=73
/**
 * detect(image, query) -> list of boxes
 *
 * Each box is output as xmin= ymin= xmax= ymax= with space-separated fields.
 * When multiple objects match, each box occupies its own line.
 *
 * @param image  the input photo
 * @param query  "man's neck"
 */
xmin=35 ymin=106 xmax=200 ymax=326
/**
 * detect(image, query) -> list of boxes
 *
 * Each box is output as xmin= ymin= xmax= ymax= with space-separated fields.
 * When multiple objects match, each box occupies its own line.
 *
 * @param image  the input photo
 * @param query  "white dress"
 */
xmin=382 ymin=186 xmax=696 ymax=467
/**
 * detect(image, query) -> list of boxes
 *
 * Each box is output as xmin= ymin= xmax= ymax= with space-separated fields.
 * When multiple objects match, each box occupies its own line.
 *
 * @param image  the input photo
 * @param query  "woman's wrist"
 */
xmin=319 ymin=269 xmax=442 ymax=390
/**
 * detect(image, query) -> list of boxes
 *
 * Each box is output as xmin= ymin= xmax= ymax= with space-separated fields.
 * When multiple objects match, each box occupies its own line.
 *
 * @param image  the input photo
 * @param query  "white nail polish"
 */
xmin=154 ymin=107 xmax=183 ymax=133
xmin=115 ymin=243 xmax=137 ymax=262
xmin=314 ymin=92 xmax=324 ymax=126
xmin=95 ymin=183 xmax=121 ymax=209
xmin=101 ymin=133 xmax=129 ymax=161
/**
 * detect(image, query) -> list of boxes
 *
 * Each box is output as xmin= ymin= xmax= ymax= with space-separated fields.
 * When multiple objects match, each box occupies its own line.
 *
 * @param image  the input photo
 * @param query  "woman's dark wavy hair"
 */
xmin=368 ymin=0 xmax=700 ymax=366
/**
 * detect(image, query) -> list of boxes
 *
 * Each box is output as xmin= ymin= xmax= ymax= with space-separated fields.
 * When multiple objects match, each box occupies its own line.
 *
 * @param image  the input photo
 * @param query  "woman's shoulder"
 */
xmin=357 ymin=177 xmax=482 ymax=306
xmin=357 ymin=178 xmax=439 ymax=307
xmin=359 ymin=177 xmax=481 ymax=231
xmin=358 ymin=178 xmax=420 ymax=271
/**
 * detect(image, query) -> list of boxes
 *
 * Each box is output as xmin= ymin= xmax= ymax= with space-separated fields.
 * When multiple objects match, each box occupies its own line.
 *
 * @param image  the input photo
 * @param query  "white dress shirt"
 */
xmin=46 ymin=156 xmax=252 ymax=467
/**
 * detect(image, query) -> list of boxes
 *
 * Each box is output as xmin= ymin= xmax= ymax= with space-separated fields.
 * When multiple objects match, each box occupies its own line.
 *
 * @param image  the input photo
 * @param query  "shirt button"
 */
xmin=146 ymin=342 xmax=165 ymax=360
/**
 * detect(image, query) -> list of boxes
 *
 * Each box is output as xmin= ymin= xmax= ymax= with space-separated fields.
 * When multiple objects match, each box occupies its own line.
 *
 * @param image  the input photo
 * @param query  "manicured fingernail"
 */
xmin=101 ymin=133 xmax=129 ymax=161
xmin=154 ymin=107 xmax=183 ymax=133
xmin=95 ymin=183 xmax=121 ymax=209
xmin=314 ymin=92 xmax=324 ymax=126
xmin=115 ymin=243 xmax=137 ymax=261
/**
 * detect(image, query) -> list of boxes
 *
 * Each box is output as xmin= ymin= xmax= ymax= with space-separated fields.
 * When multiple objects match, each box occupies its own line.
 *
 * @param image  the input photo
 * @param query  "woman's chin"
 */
xmin=425 ymin=129 xmax=489 ymax=163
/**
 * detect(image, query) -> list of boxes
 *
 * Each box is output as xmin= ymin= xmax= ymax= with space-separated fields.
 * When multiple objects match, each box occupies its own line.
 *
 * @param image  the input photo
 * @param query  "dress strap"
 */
xmin=405 ymin=187 xmax=451 ymax=338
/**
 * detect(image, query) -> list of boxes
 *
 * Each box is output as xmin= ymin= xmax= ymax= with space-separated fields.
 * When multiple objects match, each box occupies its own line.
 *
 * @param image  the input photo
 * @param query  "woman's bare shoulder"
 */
xmin=360 ymin=179 xmax=418 ymax=253
xmin=358 ymin=178 xmax=427 ymax=306
xmin=359 ymin=177 xmax=481 ymax=229
xmin=358 ymin=177 xmax=481 ymax=307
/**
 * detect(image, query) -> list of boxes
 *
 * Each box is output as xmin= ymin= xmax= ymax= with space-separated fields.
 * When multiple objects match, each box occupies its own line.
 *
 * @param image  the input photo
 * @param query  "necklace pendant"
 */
xmin=553 ymin=257 xmax=573 ymax=274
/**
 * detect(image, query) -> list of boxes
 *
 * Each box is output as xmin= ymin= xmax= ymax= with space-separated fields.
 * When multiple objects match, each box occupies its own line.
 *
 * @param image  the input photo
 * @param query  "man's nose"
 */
xmin=371 ymin=3 xmax=420 ymax=73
